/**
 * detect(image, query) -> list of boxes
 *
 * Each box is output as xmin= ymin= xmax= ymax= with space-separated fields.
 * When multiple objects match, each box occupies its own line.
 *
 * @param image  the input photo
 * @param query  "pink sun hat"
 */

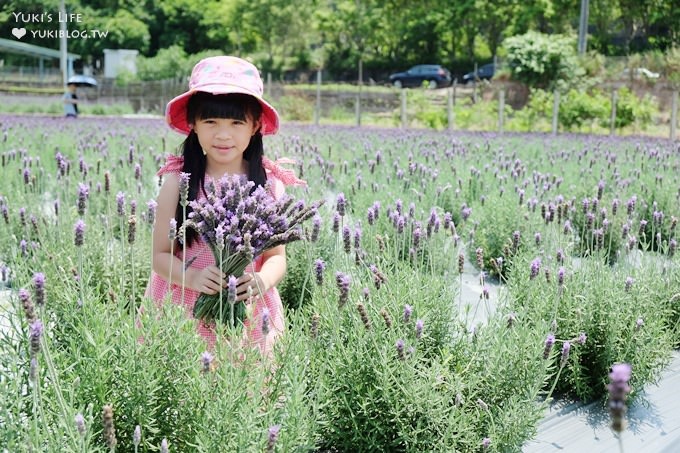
xmin=166 ymin=56 xmax=280 ymax=135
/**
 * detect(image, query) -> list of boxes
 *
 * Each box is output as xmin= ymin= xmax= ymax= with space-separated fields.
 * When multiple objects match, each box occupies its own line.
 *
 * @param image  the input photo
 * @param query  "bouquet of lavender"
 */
xmin=183 ymin=174 xmax=322 ymax=328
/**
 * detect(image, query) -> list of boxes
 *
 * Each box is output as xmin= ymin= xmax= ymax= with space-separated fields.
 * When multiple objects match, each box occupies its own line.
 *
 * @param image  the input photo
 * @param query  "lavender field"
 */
xmin=0 ymin=114 xmax=679 ymax=452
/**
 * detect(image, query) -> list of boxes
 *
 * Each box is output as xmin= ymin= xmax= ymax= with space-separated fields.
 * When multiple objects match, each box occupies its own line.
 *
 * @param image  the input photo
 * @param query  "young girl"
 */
xmin=145 ymin=56 xmax=306 ymax=353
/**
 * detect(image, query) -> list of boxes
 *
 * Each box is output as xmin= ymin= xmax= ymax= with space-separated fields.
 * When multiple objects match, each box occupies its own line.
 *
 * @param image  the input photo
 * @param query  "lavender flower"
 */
xmin=267 ymin=424 xmax=281 ymax=452
xmin=19 ymin=289 xmax=35 ymax=322
xmin=415 ymin=319 xmax=424 ymax=339
xmin=482 ymin=437 xmax=491 ymax=449
xmin=104 ymin=171 xmax=111 ymax=193
xmin=168 ymin=218 xmax=177 ymax=241
xmin=332 ymin=212 xmax=340 ymax=233
xmin=74 ymin=219 xmax=86 ymax=247
xmin=127 ymin=215 xmax=137 ymax=244
xmin=342 ymin=225 xmax=351 ymax=253
xmin=557 ymin=267 xmax=565 ymax=286
xmin=261 ymin=307 xmax=271 ymax=336
xmin=29 ymin=320 xmax=44 ymax=356
xmin=625 ymin=276 xmax=634 ymax=292
xmin=102 ymin=404 xmax=117 ymax=450
xmin=458 ymin=253 xmax=465 ymax=274
xmin=336 ymin=193 xmax=346 ymax=216
xmin=29 ymin=357 xmax=38 ymax=382
xmin=227 ymin=276 xmax=237 ymax=302
xmin=336 ymin=272 xmax=350 ymax=307
xmin=535 ymin=232 xmax=541 ymax=246
xmin=367 ymin=207 xmax=375 ymax=225
xmin=311 ymin=215 xmax=321 ymax=242
xmin=116 ymin=192 xmax=126 ymax=216
xmin=178 ymin=172 xmax=190 ymax=206
xmin=403 ymin=304 xmax=412 ymax=323
xmin=561 ymin=341 xmax=571 ymax=366
xmin=380 ymin=309 xmax=393 ymax=329
xmin=608 ymin=363 xmax=632 ymax=433
xmin=396 ymin=339 xmax=405 ymax=360
xmin=356 ymin=302 xmax=371 ymax=329
xmin=160 ymin=438 xmax=168 ymax=453
xmin=635 ymin=318 xmax=644 ymax=329
xmin=75 ymin=413 xmax=86 ymax=436
xmin=77 ymin=183 xmax=89 ymax=216
xmin=147 ymin=200 xmax=158 ymax=225
xmin=530 ymin=258 xmax=541 ymax=280
xmin=352 ymin=225 xmax=362 ymax=249
xmin=310 ymin=313 xmax=320 ymax=339
xmin=201 ymin=351 xmax=214 ymax=373
xmin=577 ymin=332 xmax=587 ymax=345
xmin=543 ymin=334 xmax=555 ymax=359
xmin=314 ymin=259 xmax=325 ymax=286
xmin=507 ymin=312 xmax=517 ymax=328
xmin=33 ymin=272 xmax=45 ymax=307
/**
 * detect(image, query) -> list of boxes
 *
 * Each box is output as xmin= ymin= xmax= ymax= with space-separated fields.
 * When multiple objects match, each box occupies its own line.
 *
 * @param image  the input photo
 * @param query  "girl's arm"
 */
xmin=152 ymin=174 xmax=225 ymax=294
xmin=236 ymin=245 xmax=286 ymax=301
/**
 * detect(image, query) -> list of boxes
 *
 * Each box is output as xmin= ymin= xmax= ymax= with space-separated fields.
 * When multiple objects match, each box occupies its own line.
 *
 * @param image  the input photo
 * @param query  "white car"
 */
xmin=621 ymin=67 xmax=660 ymax=79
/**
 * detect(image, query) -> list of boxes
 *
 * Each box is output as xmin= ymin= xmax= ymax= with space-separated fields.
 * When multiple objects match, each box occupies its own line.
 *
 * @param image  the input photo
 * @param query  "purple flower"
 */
xmin=577 ymin=332 xmax=587 ymax=345
xmin=543 ymin=333 xmax=555 ymax=359
xmin=74 ymin=219 xmax=86 ymax=247
xmin=227 ymin=276 xmax=237 ymax=302
xmin=482 ymin=437 xmax=491 ymax=449
xmin=311 ymin=215 xmax=321 ymax=242
xmin=29 ymin=319 xmax=43 ymax=356
xmin=75 ymin=413 xmax=86 ymax=436
xmin=415 ymin=319 xmax=424 ymax=339
xmin=557 ymin=267 xmax=565 ymax=286
xmin=33 ymin=272 xmax=45 ymax=307
xmin=336 ymin=272 xmax=350 ymax=307
xmin=179 ymin=172 xmax=190 ymax=206
xmin=116 ymin=192 xmax=126 ymax=216
xmin=512 ymin=230 xmax=520 ymax=250
xmin=168 ymin=218 xmax=177 ymax=240
xmin=608 ymin=363 xmax=632 ymax=433
xmin=77 ymin=183 xmax=89 ymax=216
xmin=332 ymin=212 xmax=340 ymax=233
xmin=635 ymin=318 xmax=644 ymax=329
xmin=336 ymin=193 xmax=346 ymax=217
xmin=261 ymin=307 xmax=271 ymax=336
xmin=201 ymin=351 xmax=214 ymax=373
xmin=160 ymin=438 xmax=168 ymax=453
xmin=625 ymin=276 xmax=634 ymax=292
xmin=267 ymin=424 xmax=281 ymax=452
xmin=396 ymin=339 xmax=405 ymax=360
xmin=535 ymin=232 xmax=541 ymax=246
xmin=314 ymin=259 xmax=325 ymax=286
xmin=561 ymin=341 xmax=571 ymax=366
xmin=403 ymin=304 xmax=412 ymax=323
xmin=147 ymin=200 xmax=158 ymax=225
xmin=530 ymin=258 xmax=541 ymax=280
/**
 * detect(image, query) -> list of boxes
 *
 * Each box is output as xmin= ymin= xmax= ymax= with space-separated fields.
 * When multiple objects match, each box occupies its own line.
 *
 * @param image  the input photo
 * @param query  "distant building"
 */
xmin=103 ymin=49 xmax=138 ymax=79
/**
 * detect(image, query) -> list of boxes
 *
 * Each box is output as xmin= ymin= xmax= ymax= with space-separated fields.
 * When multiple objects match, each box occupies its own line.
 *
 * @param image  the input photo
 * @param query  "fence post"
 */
xmin=610 ymin=89 xmax=618 ymax=136
xmin=552 ymin=90 xmax=560 ymax=135
xmin=472 ymin=62 xmax=478 ymax=104
xmin=447 ymin=80 xmax=456 ymax=131
xmin=400 ymin=89 xmax=407 ymax=128
xmin=315 ymin=70 xmax=322 ymax=126
xmin=266 ymin=73 xmax=272 ymax=99
xmin=498 ymin=88 xmax=505 ymax=133
xmin=671 ymin=90 xmax=678 ymax=141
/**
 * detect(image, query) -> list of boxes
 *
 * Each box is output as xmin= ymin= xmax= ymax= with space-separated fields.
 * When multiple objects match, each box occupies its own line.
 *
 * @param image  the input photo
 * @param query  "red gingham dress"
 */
xmin=145 ymin=155 xmax=306 ymax=354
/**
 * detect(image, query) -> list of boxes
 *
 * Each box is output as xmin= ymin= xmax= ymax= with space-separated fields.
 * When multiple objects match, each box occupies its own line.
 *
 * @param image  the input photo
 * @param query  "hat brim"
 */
xmin=166 ymin=85 xmax=280 ymax=136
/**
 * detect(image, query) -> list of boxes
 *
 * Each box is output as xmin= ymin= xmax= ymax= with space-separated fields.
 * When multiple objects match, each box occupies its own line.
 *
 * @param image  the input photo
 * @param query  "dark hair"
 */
xmin=175 ymin=92 xmax=267 ymax=248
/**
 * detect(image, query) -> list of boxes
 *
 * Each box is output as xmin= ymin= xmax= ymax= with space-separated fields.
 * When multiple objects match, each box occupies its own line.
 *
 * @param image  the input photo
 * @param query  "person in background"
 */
xmin=63 ymin=82 xmax=78 ymax=118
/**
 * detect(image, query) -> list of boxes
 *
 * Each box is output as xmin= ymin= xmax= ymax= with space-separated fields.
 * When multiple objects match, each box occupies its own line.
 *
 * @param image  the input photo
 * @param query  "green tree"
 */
xmin=504 ymin=31 xmax=584 ymax=89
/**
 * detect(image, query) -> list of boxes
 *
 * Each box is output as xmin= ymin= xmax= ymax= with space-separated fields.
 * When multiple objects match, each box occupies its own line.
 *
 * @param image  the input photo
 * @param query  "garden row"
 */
xmin=0 ymin=115 xmax=678 ymax=451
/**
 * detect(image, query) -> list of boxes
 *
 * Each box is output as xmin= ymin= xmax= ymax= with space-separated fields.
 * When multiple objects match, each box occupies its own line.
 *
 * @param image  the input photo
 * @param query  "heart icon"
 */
xmin=12 ymin=27 xmax=27 ymax=39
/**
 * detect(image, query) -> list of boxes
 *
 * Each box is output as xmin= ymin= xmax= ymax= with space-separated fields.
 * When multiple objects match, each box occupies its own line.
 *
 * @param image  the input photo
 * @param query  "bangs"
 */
xmin=187 ymin=92 xmax=262 ymax=123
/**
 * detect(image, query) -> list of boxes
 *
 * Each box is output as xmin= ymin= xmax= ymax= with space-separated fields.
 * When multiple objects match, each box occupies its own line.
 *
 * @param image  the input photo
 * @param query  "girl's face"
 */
xmin=193 ymin=115 xmax=259 ymax=174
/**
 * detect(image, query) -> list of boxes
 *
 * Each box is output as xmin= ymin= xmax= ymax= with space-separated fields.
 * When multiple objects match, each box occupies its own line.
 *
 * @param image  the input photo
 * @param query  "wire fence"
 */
xmin=1 ymin=65 xmax=678 ymax=139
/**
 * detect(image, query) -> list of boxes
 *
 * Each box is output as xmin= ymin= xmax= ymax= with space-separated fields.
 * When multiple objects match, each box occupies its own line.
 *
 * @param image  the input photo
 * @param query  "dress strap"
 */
xmin=157 ymin=155 xmax=184 ymax=176
xmin=262 ymin=156 xmax=306 ymax=187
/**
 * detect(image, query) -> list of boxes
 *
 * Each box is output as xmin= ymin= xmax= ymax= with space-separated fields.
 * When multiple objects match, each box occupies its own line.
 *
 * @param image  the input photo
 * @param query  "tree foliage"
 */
xmin=0 ymin=0 xmax=677 ymax=80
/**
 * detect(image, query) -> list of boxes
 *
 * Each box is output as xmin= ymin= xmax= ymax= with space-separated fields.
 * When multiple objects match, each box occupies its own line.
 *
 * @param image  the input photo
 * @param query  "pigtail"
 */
xmin=175 ymin=130 xmax=206 ymax=248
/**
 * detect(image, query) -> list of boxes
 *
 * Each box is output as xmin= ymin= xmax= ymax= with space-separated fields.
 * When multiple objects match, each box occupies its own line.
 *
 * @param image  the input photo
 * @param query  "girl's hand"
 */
xmin=235 ymin=272 xmax=268 ymax=302
xmin=187 ymin=266 xmax=226 ymax=294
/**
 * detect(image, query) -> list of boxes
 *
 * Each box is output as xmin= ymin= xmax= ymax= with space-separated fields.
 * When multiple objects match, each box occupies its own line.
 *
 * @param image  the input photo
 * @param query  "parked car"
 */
xmin=388 ymin=65 xmax=452 ymax=89
xmin=462 ymin=63 xmax=496 ymax=84
xmin=621 ymin=67 xmax=660 ymax=80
